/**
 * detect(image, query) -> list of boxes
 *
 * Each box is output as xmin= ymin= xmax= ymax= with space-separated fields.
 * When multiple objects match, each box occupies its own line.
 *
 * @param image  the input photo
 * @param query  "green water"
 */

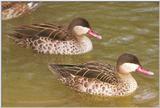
xmin=2 ymin=2 xmax=159 ymax=107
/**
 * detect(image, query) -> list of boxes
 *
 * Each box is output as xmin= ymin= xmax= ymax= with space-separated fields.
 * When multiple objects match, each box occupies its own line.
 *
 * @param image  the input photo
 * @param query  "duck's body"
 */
xmin=49 ymin=62 xmax=137 ymax=96
xmin=2 ymin=2 xmax=39 ymax=20
xmin=10 ymin=18 xmax=102 ymax=55
xmin=49 ymin=53 xmax=154 ymax=96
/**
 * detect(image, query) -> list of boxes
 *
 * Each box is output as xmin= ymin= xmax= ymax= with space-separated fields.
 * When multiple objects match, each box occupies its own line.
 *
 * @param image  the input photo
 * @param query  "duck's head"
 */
xmin=116 ymin=53 xmax=154 ymax=76
xmin=68 ymin=17 xmax=102 ymax=39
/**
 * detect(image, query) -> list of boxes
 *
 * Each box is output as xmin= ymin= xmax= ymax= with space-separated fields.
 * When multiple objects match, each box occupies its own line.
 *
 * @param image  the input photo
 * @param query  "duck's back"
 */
xmin=49 ymin=62 xmax=120 ymax=84
xmin=10 ymin=23 xmax=75 ymax=41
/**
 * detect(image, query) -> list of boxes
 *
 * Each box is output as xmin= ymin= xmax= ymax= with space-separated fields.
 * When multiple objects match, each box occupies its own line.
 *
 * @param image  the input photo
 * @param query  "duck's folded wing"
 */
xmin=10 ymin=23 xmax=75 ymax=41
xmin=49 ymin=62 xmax=120 ymax=85
xmin=2 ymin=2 xmax=38 ymax=11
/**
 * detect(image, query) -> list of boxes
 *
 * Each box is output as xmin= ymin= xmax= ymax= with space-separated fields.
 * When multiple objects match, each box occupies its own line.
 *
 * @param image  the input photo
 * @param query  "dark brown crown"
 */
xmin=116 ymin=53 xmax=141 ymax=71
xmin=68 ymin=17 xmax=91 ymax=30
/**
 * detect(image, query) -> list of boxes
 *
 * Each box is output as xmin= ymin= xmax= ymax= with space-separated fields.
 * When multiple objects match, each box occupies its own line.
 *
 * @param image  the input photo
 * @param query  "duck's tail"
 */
xmin=8 ymin=31 xmax=23 ymax=44
xmin=8 ymin=24 xmax=39 ymax=47
xmin=48 ymin=64 xmax=73 ymax=78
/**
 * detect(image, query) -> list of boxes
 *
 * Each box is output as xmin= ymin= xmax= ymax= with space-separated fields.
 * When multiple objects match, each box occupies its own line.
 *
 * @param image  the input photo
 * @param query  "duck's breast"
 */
xmin=78 ymin=36 xmax=93 ymax=53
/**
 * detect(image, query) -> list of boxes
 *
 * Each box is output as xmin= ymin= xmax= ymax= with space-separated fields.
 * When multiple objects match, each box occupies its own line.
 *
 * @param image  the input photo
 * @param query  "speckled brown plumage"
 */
xmin=9 ymin=18 xmax=99 ymax=55
xmin=2 ymin=1 xmax=39 ymax=20
xmin=49 ymin=61 xmax=138 ymax=96
xmin=49 ymin=53 xmax=154 ymax=96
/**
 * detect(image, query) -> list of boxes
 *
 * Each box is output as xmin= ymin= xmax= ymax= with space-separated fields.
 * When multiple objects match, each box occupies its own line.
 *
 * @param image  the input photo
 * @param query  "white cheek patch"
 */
xmin=120 ymin=63 xmax=139 ymax=73
xmin=73 ymin=26 xmax=89 ymax=36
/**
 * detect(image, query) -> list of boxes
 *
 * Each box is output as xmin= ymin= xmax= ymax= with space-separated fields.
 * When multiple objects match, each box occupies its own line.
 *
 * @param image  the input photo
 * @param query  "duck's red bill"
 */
xmin=136 ymin=66 xmax=154 ymax=76
xmin=87 ymin=29 xmax=102 ymax=39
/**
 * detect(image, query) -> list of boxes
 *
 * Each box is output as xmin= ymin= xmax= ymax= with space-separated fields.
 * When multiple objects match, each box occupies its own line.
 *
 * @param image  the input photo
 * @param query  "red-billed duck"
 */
xmin=9 ymin=17 xmax=102 ymax=55
xmin=49 ymin=53 xmax=154 ymax=96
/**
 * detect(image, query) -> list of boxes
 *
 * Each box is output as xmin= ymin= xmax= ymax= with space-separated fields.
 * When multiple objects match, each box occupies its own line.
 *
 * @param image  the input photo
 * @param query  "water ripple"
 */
xmin=131 ymin=7 xmax=159 ymax=13
xmin=104 ymin=35 xmax=135 ymax=45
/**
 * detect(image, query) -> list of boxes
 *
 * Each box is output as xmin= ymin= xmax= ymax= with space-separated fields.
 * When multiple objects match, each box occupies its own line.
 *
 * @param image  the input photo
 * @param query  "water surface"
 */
xmin=2 ymin=2 xmax=159 ymax=107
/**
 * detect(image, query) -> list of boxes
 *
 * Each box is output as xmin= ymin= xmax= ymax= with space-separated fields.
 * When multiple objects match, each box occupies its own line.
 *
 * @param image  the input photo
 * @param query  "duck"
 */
xmin=9 ymin=17 xmax=102 ymax=55
xmin=2 ymin=1 xmax=39 ymax=20
xmin=48 ymin=53 xmax=154 ymax=96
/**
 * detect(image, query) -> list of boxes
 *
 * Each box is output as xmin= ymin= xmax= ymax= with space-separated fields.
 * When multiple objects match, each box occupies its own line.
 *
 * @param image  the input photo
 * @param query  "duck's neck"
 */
xmin=116 ymin=73 xmax=138 ymax=96
xmin=77 ymin=36 xmax=93 ymax=53
xmin=118 ymin=73 xmax=135 ymax=81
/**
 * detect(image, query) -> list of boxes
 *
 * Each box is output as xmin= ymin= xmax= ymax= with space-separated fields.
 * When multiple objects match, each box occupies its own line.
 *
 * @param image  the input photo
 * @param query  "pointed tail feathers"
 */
xmin=48 ymin=64 xmax=72 ymax=78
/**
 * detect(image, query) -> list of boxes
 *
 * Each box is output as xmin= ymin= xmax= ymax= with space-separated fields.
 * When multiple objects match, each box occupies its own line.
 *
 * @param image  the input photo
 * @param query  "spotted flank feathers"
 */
xmin=2 ymin=1 xmax=39 ymax=20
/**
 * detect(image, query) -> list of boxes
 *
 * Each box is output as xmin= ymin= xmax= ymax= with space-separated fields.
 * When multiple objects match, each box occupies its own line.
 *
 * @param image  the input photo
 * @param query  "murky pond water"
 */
xmin=2 ymin=2 xmax=159 ymax=107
